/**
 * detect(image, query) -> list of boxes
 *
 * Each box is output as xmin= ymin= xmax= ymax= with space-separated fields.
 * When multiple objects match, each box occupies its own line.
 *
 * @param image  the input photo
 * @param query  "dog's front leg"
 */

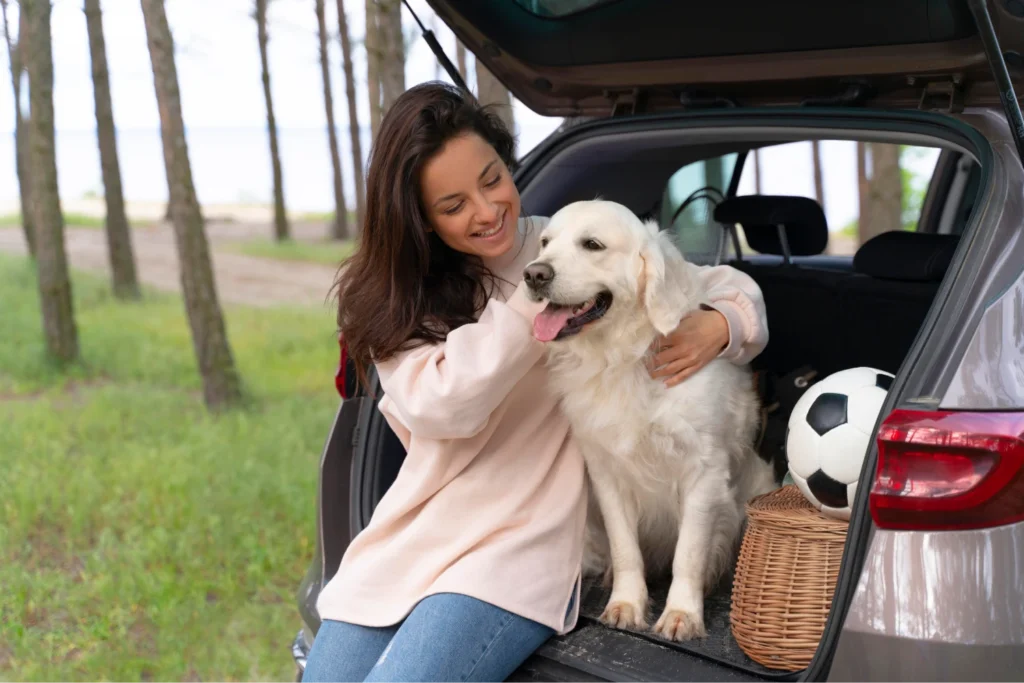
xmin=655 ymin=474 xmax=726 ymax=641
xmin=587 ymin=458 xmax=648 ymax=630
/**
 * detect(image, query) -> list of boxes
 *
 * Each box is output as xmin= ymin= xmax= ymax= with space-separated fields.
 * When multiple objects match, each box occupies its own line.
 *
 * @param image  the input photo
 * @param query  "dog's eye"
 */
xmin=540 ymin=237 xmax=549 ymax=248
xmin=581 ymin=239 xmax=605 ymax=251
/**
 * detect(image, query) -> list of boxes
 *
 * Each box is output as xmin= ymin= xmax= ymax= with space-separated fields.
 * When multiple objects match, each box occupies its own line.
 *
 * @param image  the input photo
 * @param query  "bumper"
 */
xmin=292 ymin=628 xmax=310 ymax=679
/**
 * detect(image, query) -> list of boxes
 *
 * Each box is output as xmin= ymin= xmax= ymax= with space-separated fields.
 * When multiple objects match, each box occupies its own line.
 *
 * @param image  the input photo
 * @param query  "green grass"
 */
xmin=0 ymin=254 xmax=340 ymax=681
xmin=0 ymin=213 xmax=135 ymax=229
xmin=229 ymin=238 xmax=355 ymax=266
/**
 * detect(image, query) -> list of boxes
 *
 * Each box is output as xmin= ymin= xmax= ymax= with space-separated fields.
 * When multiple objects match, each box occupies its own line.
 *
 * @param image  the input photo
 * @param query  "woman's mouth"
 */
xmin=471 ymin=212 xmax=507 ymax=240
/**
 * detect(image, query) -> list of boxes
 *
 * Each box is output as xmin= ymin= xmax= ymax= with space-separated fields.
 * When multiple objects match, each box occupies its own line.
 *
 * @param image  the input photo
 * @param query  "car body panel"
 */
xmin=828 ymin=522 xmax=1024 ymax=681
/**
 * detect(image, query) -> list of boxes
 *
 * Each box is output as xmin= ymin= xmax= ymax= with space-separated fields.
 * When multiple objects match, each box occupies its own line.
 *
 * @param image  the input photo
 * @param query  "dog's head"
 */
xmin=524 ymin=200 xmax=697 ymax=342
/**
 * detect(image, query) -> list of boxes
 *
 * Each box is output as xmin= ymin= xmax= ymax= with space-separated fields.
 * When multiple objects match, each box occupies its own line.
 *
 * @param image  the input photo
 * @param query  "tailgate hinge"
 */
xmin=606 ymin=88 xmax=643 ymax=117
xmin=913 ymin=74 xmax=965 ymax=113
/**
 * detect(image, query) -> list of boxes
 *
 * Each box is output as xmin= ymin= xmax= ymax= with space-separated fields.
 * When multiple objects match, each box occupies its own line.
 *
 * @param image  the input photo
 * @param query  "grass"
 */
xmin=0 ymin=213 xmax=135 ymax=229
xmin=229 ymin=238 xmax=355 ymax=266
xmin=0 ymin=254 xmax=340 ymax=681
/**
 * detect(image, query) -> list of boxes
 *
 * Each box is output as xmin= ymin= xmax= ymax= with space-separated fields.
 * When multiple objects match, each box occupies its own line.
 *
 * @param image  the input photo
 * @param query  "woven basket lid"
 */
xmin=746 ymin=485 xmax=849 ymax=535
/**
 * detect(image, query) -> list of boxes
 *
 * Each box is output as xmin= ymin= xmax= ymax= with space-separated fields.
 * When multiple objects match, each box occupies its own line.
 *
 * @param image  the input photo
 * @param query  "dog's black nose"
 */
xmin=524 ymin=262 xmax=554 ymax=289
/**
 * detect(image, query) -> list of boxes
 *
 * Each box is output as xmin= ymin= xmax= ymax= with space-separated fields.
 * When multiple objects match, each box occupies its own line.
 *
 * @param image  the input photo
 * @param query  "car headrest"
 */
xmin=854 ymin=231 xmax=960 ymax=282
xmin=713 ymin=195 xmax=828 ymax=256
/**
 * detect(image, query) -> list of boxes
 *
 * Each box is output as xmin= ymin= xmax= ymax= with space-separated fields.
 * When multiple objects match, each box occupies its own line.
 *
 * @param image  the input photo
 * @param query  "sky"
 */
xmin=0 ymin=0 xmax=937 ymax=227
xmin=0 ymin=0 xmax=556 ymax=136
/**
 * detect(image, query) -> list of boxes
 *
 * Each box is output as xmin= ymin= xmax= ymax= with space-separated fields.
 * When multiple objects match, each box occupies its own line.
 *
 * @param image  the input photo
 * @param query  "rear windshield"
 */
xmin=512 ymin=0 xmax=617 ymax=17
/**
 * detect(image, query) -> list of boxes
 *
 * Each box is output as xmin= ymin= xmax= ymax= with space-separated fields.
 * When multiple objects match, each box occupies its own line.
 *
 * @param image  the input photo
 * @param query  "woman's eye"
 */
xmin=582 ymin=239 xmax=605 ymax=251
xmin=485 ymin=174 xmax=501 ymax=188
xmin=443 ymin=202 xmax=464 ymax=215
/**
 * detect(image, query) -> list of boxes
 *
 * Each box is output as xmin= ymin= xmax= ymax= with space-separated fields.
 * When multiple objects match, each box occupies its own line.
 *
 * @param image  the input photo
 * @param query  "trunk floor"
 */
xmin=578 ymin=574 xmax=782 ymax=678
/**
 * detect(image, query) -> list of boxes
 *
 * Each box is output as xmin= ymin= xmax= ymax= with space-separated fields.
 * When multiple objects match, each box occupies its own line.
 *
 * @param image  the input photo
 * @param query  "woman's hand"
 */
xmin=647 ymin=307 xmax=730 ymax=387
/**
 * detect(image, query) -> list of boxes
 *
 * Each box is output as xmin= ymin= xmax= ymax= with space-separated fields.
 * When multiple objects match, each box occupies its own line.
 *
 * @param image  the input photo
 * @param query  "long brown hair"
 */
xmin=335 ymin=82 xmax=519 ymax=389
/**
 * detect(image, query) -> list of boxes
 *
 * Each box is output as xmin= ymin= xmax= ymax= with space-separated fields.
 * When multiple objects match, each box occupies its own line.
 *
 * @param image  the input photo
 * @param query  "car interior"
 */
xmin=343 ymin=128 xmax=983 ymax=676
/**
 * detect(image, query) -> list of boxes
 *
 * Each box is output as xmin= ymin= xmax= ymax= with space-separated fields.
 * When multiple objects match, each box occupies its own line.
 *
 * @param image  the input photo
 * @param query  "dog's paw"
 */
xmin=599 ymin=600 xmax=648 ymax=630
xmin=653 ymin=608 xmax=706 ymax=641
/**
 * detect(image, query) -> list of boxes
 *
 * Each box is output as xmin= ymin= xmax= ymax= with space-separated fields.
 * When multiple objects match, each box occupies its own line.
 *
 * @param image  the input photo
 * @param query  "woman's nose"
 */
xmin=474 ymin=197 xmax=499 ymax=224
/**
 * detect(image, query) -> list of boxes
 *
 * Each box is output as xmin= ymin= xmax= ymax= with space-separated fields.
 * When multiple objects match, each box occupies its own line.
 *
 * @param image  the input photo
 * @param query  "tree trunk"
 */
xmin=256 ymin=0 xmax=289 ymax=241
xmin=85 ymin=0 xmax=139 ymax=299
xmin=23 ymin=0 xmax=79 ymax=363
xmin=317 ymin=0 xmax=348 ymax=240
xmin=856 ymin=142 xmax=870 ymax=242
xmin=336 ymin=0 xmax=364 ymax=231
xmin=376 ymin=0 xmax=404 ymax=115
xmin=365 ymin=0 xmax=381 ymax=140
xmin=456 ymin=40 xmax=466 ymax=82
xmin=2 ymin=0 xmax=35 ymax=258
xmin=811 ymin=139 xmax=825 ymax=215
xmin=861 ymin=143 xmax=903 ymax=244
xmin=752 ymin=148 xmax=762 ymax=194
xmin=476 ymin=64 xmax=514 ymax=133
xmin=140 ymin=0 xmax=242 ymax=410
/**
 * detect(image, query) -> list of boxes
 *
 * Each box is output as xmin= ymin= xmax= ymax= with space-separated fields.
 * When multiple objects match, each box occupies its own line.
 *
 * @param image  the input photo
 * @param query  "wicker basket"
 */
xmin=730 ymin=485 xmax=848 ymax=671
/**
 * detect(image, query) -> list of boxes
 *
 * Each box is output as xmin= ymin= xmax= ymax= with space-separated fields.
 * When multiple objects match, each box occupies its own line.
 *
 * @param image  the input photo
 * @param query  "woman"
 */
xmin=303 ymin=82 xmax=768 ymax=682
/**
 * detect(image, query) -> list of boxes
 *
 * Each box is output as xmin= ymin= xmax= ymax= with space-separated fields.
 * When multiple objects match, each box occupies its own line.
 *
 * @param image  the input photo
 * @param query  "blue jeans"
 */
xmin=302 ymin=593 xmax=561 ymax=682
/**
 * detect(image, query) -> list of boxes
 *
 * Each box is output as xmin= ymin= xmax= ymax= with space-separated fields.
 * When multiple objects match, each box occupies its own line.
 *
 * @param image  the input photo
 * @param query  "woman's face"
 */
xmin=419 ymin=132 xmax=521 ymax=260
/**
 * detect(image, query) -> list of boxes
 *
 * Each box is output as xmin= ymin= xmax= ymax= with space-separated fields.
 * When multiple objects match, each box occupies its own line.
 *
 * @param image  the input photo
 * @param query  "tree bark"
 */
xmin=85 ymin=0 xmax=139 ymax=299
xmin=365 ymin=0 xmax=381 ymax=140
xmin=23 ymin=0 xmax=79 ymax=363
xmin=2 ymin=0 xmax=35 ymax=258
xmin=476 ymin=63 xmax=514 ymax=133
xmin=856 ymin=142 xmax=870 ymax=241
xmin=861 ymin=143 xmax=903 ymax=244
xmin=336 ymin=0 xmax=364 ymax=231
xmin=752 ymin=148 xmax=762 ymax=195
xmin=317 ymin=0 xmax=348 ymax=240
xmin=141 ymin=0 xmax=242 ymax=409
xmin=811 ymin=139 xmax=825 ymax=216
xmin=376 ymin=0 xmax=404 ymax=115
xmin=255 ymin=0 xmax=289 ymax=241
xmin=456 ymin=40 xmax=466 ymax=82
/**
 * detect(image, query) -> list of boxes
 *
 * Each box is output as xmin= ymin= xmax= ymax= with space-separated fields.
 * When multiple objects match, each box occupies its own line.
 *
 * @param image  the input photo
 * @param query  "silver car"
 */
xmin=294 ymin=0 xmax=1024 ymax=679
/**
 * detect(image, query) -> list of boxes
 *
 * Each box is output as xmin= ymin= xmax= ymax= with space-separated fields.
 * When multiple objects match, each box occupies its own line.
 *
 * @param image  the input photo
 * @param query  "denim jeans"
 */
xmin=302 ymin=592 xmax=566 ymax=682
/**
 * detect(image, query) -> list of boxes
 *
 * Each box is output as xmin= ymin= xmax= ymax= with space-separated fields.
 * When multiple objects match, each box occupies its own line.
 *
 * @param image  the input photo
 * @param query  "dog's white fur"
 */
xmin=526 ymin=200 xmax=775 ymax=641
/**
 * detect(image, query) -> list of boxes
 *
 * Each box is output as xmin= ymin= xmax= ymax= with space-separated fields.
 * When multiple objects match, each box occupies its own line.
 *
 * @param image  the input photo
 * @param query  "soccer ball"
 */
xmin=786 ymin=367 xmax=894 ymax=520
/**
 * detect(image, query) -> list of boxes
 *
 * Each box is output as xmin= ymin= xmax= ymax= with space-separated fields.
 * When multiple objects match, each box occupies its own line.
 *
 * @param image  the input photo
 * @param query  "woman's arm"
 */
xmin=376 ymin=281 xmax=546 ymax=440
xmin=649 ymin=263 xmax=768 ymax=385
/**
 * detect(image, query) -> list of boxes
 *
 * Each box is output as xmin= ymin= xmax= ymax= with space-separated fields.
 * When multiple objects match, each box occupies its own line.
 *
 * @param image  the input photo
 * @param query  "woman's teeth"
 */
xmin=473 ymin=214 xmax=504 ymax=238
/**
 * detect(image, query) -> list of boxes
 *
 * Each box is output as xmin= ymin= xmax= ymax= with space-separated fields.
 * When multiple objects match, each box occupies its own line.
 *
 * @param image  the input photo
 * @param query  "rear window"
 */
xmin=512 ymin=0 xmax=618 ymax=17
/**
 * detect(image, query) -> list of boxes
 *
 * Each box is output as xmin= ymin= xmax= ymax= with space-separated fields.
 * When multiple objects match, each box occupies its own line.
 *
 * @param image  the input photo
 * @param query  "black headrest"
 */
xmin=713 ymin=195 xmax=828 ymax=256
xmin=854 ymin=231 xmax=960 ymax=282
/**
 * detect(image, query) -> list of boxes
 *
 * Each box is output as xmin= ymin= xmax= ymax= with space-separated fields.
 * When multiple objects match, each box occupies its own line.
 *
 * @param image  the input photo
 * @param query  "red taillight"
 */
xmin=870 ymin=409 xmax=1024 ymax=531
xmin=335 ymin=335 xmax=350 ymax=399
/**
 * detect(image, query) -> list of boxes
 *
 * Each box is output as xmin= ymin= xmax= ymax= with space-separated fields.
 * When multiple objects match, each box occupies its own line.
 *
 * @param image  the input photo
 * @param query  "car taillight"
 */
xmin=335 ymin=335 xmax=350 ymax=399
xmin=869 ymin=409 xmax=1024 ymax=531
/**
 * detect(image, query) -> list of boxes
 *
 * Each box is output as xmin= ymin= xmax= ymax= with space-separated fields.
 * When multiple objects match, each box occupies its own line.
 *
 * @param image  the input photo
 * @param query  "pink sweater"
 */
xmin=315 ymin=217 xmax=769 ymax=634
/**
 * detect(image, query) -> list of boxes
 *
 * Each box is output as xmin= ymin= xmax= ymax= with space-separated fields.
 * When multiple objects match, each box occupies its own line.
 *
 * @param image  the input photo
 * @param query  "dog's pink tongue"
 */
xmin=533 ymin=306 xmax=573 ymax=342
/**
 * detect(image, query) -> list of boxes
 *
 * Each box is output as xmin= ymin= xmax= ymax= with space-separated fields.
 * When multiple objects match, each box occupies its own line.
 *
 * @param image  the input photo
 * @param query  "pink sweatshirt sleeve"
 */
xmin=375 ymin=282 xmax=546 ymax=440
xmin=694 ymin=264 xmax=769 ymax=365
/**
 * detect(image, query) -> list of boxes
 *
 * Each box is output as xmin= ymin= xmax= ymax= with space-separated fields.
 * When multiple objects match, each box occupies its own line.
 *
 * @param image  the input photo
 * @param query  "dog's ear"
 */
xmin=638 ymin=229 xmax=696 ymax=335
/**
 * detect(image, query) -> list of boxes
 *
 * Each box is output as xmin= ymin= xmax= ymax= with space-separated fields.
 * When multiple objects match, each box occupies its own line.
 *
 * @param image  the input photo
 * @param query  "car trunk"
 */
xmin=424 ymin=0 xmax=1023 ymax=117
xmin=323 ymin=109 xmax=988 ymax=681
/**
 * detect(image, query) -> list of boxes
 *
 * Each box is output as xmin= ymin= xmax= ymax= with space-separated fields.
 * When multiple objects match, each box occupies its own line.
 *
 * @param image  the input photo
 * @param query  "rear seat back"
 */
xmin=713 ymin=195 xmax=845 ymax=376
xmin=837 ymin=231 xmax=959 ymax=373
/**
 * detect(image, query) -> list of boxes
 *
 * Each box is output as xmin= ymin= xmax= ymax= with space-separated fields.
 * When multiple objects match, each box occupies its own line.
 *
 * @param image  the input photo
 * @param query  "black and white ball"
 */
xmin=786 ymin=367 xmax=894 ymax=520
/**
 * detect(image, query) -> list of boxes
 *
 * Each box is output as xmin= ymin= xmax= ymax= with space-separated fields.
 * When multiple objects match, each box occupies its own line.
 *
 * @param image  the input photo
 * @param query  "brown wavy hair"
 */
xmin=335 ymin=81 xmax=519 ymax=390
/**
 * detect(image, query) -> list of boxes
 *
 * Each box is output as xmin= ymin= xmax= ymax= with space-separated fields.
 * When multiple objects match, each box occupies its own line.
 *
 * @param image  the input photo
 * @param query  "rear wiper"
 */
xmin=967 ymin=0 xmax=1024 ymax=166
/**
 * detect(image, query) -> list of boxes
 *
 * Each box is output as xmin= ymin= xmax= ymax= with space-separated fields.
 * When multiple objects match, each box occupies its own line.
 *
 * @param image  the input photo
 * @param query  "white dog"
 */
xmin=523 ymin=200 xmax=775 ymax=641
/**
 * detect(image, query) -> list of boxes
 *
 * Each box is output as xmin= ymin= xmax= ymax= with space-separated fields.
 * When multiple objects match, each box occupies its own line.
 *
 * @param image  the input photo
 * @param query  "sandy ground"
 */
xmin=0 ymin=215 xmax=341 ymax=309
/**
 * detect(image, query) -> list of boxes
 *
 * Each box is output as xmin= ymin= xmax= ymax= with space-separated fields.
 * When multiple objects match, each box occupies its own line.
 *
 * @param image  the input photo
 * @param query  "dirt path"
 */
xmin=0 ymin=221 xmax=340 ymax=309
